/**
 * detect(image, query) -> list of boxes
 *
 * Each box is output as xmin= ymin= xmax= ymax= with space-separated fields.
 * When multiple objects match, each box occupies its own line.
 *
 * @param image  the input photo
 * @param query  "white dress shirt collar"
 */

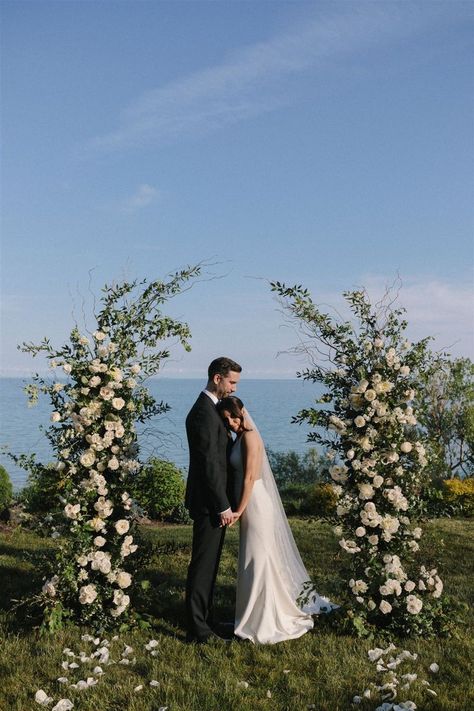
xmin=203 ymin=389 xmax=219 ymax=405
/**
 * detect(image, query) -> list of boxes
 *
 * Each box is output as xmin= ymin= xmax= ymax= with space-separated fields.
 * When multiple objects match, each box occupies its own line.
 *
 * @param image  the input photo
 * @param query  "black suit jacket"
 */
xmin=185 ymin=392 xmax=231 ymax=519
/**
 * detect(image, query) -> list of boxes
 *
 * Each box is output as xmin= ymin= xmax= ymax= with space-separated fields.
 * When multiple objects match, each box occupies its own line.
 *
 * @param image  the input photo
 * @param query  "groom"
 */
xmin=184 ymin=356 xmax=242 ymax=643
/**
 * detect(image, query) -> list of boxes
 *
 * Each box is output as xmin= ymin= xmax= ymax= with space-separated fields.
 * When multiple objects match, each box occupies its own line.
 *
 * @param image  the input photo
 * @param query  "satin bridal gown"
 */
xmin=230 ymin=429 xmax=338 ymax=644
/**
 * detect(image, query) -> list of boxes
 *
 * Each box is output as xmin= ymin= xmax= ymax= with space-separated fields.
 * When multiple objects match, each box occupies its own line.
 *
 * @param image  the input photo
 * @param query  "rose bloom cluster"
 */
xmin=326 ymin=335 xmax=443 ymax=630
xmin=43 ymin=329 xmax=144 ymax=621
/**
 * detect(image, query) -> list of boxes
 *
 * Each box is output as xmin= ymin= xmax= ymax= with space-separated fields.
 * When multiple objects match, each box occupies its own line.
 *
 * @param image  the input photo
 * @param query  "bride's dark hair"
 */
xmin=216 ymin=396 xmax=252 ymax=431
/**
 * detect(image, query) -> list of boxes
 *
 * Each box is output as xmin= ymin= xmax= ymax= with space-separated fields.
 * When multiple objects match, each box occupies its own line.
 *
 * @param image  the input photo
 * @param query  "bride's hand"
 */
xmin=229 ymin=512 xmax=242 ymax=527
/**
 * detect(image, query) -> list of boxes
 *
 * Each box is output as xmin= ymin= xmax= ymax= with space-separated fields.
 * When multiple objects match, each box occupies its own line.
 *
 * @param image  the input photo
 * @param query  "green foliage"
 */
xmin=6 ymin=267 xmax=201 ymax=630
xmin=131 ymin=458 xmax=189 ymax=522
xmin=268 ymin=448 xmax=327 ymax=487
xmin=416 ymin=357 xmax=474 ymax=479
xmin=271 ymin=279 xmax=448 ymax=637
xmin=280 ymin=481 xmax=337 ymax=518
xmin=17 ymin=461 xmax=61 ymax=517
xmin=0 ymin=465 xmax=13 ymax=510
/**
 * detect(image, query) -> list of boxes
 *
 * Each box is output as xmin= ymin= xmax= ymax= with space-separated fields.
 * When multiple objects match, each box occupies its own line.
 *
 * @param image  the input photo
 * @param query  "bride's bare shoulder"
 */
xmin=241 ymin=428 xmax=262 ymax=450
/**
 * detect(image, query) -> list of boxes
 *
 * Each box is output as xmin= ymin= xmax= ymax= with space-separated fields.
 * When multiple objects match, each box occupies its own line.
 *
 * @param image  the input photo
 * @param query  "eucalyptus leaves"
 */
xmin=271 ymin=282 xmax=446 ymax=636
xmin=15 ymin=267 xmax=200 ymax=629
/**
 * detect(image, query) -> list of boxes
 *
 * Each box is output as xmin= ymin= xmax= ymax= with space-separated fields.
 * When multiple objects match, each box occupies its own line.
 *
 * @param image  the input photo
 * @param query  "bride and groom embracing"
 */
xmin=184 ymin=357 xmax=337 ymax=645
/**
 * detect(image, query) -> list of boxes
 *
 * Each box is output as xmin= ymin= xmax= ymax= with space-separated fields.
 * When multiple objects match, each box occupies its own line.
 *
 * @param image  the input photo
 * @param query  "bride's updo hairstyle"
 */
xmin=216 ymin=396 xmax=252 ymax=432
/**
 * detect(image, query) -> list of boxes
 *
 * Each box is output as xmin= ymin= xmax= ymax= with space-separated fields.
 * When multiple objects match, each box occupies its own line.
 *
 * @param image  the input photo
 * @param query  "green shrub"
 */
xmin=305 ymin=482 xmax=338 ymax=517
xmin=131 ymin=458 xmax=188 ymax=522
xmin=18 ymin=463 xmax=61 ymax=515
xmin=279 ymin=482 xmax=337 ymax=518
xmin=443 ymin=478 xmax=474 ymax=517
xmin=268 ymin=448 xmax=327 ymax=487
xmin=0 ymin=465 xmax=13 ymax=510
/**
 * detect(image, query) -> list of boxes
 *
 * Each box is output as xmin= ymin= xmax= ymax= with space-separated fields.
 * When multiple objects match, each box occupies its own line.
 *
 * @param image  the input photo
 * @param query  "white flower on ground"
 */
xmin=237 ymin=681 xmax=249 ymax=688
xmin=145 ymin=639 xmax=159 ymax=651
xmin=35 ymin=690 xmax=53 ymax=705
xmin=150 ymin=680 xmax=160 ymax=687
xmin=51 ymin=701 xmax=74 ymax=711
xmin=79 ymin=584 xmax=98 ymax=605
xmin=429 ymin=663 xmax=439 ymax=673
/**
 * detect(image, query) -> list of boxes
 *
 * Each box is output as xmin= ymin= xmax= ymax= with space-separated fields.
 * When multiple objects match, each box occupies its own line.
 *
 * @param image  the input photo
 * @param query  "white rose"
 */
xmin=358 ymin=483 xmax=375 ymax=500
xmin=89 ymin=376 xmax=101 ymax=388
xmin=112 ymin=397 xmax=125 ymax=410
xmin=80 ymin=450 xmax=96 ymax=468
xmin=64 ymin=503 xmax=81 ymax=519
xmin=379 ymin=600 xmax=392 ymax=614
xmin=368 ymin=535 xmax=379 ymax=545
xmin=94 ymin=536 xmax=106 ymax=547
xmin=364 ymin=389 xmax=376 ymax=402
xmin=400 ymin=441 xmax=413 ymax=453
xmin=79 ymin=584 xmax=98 ymax=605
xmin=116 ymin=571 xmax=132 ymax=588
xmin=374 ymin=337 xmax=384 ymax=349
xmin=406 ymin=595 xmax=423 ymax=614
xmin=354 ymin=415 xmax=366 ymax=428
xmin=51 ymin=412 xmax=61 ymax=422
xmin=93 ymin=331 xmax=106 ymax=341
xmin=372 ymin=475 xmax=384 ymax=488
xmin=399 ymin=365 xmax=410 ymax=376
xmin=115 ymin=519 xmax=130 ymax=535
xmin=42 ymin=575 xmax=59 ymax=597
xmin=108 ymin=456 xmax=120 ymax=471
xmin=130 ymin=364 xmax=141 ymax=374
xmin=355 ymin=527 xmax=366 ymax=537
xmin=404 ymin=580 xmax=416 ymax=592
xmin=63 ymin=364 xmax=72 ymax=374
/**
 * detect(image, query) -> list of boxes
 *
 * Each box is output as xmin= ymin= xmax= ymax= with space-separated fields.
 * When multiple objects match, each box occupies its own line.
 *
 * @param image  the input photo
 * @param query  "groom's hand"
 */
xmin=219 ymin=508 xmax=233 ymax=527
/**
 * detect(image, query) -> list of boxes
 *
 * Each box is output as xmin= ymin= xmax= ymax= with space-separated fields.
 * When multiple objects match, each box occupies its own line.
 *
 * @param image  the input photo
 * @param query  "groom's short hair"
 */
xmin=208 ymin=357 xmax=242 ymax=379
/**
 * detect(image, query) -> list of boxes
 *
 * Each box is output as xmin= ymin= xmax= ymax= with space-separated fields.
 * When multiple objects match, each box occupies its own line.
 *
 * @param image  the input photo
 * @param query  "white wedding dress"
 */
xmin=230 ymin=416 xmax=338 ymax=644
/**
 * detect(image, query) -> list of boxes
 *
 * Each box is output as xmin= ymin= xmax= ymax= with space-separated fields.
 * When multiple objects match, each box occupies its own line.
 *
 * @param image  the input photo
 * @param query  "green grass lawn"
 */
xmin=1 ymin=518 xmax=473 ymax=711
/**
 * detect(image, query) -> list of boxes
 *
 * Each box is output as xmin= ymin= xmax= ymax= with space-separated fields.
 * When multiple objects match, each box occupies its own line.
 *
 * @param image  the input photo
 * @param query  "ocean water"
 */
xmin=0 ymin=378 xmax=323 ymax=490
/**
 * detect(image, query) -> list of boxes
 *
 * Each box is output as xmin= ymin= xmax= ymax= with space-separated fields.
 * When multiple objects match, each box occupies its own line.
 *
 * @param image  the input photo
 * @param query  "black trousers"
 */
xmin=185 ymin=514 xmax=226 ymax=641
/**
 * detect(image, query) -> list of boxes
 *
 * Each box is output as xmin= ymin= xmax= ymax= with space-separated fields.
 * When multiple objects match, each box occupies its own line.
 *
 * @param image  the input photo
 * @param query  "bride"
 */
xmin=216 ymin=396 xmax=338 ymax=644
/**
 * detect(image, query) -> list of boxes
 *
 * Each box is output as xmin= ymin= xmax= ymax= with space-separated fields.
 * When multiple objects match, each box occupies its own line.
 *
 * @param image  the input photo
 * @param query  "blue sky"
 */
xmin=1 ymin=0 xmax=473 ymax=378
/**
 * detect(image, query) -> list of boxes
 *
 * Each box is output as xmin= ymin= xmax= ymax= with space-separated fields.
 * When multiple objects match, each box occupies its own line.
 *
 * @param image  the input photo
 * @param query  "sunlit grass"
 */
xmin=1 ymin=519 xmax=473 ymax=710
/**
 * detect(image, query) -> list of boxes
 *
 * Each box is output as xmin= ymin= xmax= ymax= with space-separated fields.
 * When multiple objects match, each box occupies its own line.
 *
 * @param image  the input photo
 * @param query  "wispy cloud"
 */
xmin=87 ymin=3 xmax=442 ymax=154
xmin=120 ymin=184 xmax=160 ymax=212
xmin=354 ymin=275 xmax=474 ymax=357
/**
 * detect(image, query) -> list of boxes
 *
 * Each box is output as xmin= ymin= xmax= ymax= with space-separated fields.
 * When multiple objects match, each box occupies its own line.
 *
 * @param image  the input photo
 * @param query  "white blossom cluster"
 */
xmin=327 ymin=334 xmax=443 ymax=628
xmin=42 ymin=329 xmax=143 ymax=621
xmin=352 ymin=643 xmax=439 ymax=710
